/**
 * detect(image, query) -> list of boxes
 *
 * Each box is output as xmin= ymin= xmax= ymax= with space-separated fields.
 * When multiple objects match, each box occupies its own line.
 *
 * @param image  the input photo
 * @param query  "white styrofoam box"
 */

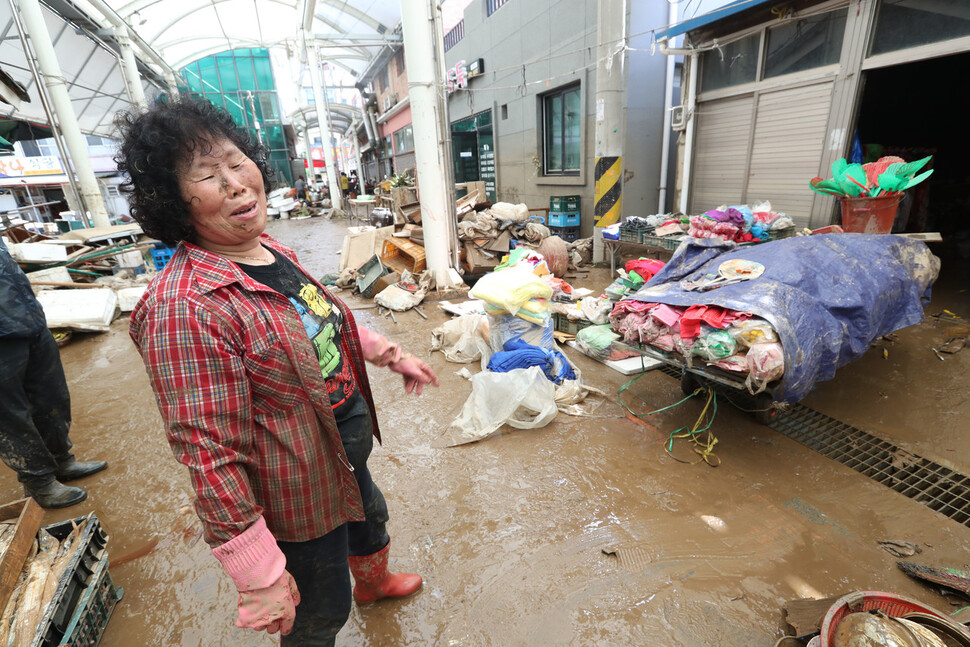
xmin=36 ymin=288 xmax=118 ymax=331
xmin=115 ymin=250 xmax=144 ymax=268
xmin=117 ymin=286 xmax=148 ymax=312
xmin=26 ymin=267 xmax=73 ymax=284
xmin=8 ymin=242 xmax=68 ymax=263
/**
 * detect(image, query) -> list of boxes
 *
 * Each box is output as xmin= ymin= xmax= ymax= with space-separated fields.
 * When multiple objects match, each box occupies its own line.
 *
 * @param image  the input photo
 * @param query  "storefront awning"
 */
xmin=0 ymin=175 xmax=70 ymax=188
xmin=655 ymin=0 xmax=773 ymax=41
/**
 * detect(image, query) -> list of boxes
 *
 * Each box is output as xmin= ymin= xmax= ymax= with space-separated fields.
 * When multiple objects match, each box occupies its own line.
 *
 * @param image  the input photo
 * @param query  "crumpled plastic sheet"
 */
xmin=630 ymin=235 xmax=939 ymax=403
xmin=430 ymin=314 xmax=492 ymax=369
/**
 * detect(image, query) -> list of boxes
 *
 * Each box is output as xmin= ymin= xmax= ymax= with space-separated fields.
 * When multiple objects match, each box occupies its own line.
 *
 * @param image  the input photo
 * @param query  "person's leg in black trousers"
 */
xmin=279 ymin=524 xmax=353 ymax=647
xmin=0 ymin=330 xmax=105 ymax=507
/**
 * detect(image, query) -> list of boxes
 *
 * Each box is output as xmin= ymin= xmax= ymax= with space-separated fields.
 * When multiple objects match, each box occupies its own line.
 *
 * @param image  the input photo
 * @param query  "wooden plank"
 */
xmin=0 ymin=498 xmax=45 ymax=613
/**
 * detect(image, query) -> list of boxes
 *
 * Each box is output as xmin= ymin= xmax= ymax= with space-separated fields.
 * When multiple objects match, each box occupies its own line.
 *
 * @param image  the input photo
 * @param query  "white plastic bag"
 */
xmin=375 ymin=284 xmax=424 ymax=311
xmin=444 ymin=366 xmax=558 ymax=446
xmin=430 ymin=314 xmax=492 ymax=368
xmin=745 ymin=342 xmax=785 ymax=393
xmin=469 ymin=266 xmax=553 ymax=315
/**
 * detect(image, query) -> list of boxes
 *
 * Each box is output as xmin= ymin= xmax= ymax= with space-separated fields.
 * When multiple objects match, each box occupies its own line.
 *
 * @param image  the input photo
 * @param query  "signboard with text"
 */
xmin=0 ymin=156 xmax=65 ymax=178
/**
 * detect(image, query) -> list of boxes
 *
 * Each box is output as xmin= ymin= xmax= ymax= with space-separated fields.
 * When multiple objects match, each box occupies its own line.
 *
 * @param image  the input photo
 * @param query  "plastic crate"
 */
xmin=355 ymin=255 xmax=388 ymax=298
xmin=59 ymin=556 xmax=123 ymax=647
xmin=32 ymin=515 xmax=108 ymax=647
xmin=150 ymin=245 xmax=176 ymax=271
xmin=381 ymin=238 xmax=427 ymax=275
xmin=618 ymin=228 xmax=642 ymax=243
xmin=548 ymin=211 xmax=580 ymax=228
xmin=549 ymin=225 xmax=581 ymax=243
xmin=549 ymin=195 xmax=581 ymax=212
xmin=640 ymin=233 xmax=685 ymax=251
xmin=553 ymin=312 xmax=593 ymax=335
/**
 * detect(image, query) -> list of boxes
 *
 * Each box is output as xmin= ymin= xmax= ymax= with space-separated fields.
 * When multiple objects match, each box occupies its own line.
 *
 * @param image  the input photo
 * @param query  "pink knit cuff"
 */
xmin=357 ymin=326 xmax=403 ymax=367
xmin=211 ymin=516 xmax=286 ymax=592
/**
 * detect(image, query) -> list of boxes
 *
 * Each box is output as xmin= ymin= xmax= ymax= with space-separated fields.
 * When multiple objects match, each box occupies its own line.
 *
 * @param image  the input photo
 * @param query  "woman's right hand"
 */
xmin=388 ymin=353 xmax=439 ymax=395
xmin=236 ymin=569 xmax=301 ymax=635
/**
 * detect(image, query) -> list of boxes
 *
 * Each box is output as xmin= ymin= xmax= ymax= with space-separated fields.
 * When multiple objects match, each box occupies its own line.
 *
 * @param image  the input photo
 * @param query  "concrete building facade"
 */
xmin=443 ymin=0 xmax=672 ymax=235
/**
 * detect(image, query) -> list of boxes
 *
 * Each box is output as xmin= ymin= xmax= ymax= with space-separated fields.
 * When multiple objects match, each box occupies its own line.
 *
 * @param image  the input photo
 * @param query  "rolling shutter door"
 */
xmin=689 ymin=94 xmax=755 ymax=213
xmin=746 ymin=81 xmax=834 ymax=227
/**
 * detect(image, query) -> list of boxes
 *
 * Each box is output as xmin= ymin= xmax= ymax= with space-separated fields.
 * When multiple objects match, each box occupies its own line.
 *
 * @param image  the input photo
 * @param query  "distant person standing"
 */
xmin=294 ymin=174 xmax=307 ymax=203
xmin=340 ymin=171 xmax=349 ymax=197
xmin=0 ymin=237 xmax=108 ymax=508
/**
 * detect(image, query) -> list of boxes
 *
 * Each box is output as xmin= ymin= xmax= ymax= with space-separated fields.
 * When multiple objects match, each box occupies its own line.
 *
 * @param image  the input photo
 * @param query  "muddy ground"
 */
xmin=3 ymin=217 xmax=969 ymax=646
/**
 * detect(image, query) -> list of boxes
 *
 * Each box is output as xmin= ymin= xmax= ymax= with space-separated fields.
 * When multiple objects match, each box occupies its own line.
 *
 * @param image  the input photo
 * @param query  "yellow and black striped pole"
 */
xmin=594 ymin=155 xmax=622 ymax=227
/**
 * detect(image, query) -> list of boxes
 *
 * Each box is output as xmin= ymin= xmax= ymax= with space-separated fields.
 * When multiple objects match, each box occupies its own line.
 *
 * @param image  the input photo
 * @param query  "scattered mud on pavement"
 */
xmin=2 ymin=217 xmax=967 ymax=646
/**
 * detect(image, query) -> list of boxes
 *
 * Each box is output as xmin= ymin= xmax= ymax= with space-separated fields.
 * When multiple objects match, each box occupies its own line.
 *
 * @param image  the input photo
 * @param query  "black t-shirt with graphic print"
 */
xmin=238 ymin=247 xmax=364 ymax=421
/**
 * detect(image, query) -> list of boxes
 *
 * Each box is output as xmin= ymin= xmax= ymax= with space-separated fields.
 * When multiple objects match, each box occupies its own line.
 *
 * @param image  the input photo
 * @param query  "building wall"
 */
xmin=445 ymin=0 xmax=671 ymax=232
xmin=627 ymin=2 xmax=677 ymax=217
xmin=446 ymin=0 xmax=598 ymax=227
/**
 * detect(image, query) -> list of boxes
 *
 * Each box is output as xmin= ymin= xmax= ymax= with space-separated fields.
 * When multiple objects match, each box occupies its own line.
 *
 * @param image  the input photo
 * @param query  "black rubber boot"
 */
xmin=24 ymin=480 xmax=87 ymax=509
xmin=56 ymin=458 xmax=107 ymax=482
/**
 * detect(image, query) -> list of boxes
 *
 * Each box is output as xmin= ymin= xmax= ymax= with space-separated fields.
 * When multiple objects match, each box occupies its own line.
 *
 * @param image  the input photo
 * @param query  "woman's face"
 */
xmin=177 ymin=138 xmax=267 ymax=248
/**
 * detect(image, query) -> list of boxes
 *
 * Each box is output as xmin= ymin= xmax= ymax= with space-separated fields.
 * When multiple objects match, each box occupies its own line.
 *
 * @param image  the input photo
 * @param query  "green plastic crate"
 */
xmin=550 ymin=195 xmax=581 ymax=212
xmin=553 ymin=312 xmax=593 ymax=335
xmin=60 ymin=556 xmax=123 ymax=647
xmin=640 ymin=233 xmax=685 ymax=251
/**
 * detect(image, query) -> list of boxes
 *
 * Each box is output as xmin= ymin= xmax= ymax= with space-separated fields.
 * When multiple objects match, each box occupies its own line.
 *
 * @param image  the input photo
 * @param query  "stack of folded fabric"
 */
xmin=609 ymin=300 xmax=785 ymax=384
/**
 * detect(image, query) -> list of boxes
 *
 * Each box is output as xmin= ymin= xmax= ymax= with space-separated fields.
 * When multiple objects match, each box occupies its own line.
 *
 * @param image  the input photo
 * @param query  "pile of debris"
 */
xmin=3 ymin=223 xmax=160 ymax=334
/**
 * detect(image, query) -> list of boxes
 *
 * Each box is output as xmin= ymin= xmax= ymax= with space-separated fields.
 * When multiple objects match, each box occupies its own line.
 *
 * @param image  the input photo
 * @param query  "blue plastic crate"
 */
xmin=548 ymin=211 xmax=580 ymax=228
xmin=150 ymin=246 xmax=176 ymax=271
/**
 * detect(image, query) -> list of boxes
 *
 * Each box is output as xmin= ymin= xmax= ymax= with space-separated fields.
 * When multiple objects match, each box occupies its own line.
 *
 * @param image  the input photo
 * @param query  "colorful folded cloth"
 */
xmin=487 ymin=338 xmax=576 ymax=383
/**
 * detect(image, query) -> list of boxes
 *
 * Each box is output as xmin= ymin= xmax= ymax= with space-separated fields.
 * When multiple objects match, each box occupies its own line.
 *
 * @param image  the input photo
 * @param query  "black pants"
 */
xmin=278 ymin=404 xmax=390 ymax=646
xmin=0 ymin=330 xmax=74 ymax=487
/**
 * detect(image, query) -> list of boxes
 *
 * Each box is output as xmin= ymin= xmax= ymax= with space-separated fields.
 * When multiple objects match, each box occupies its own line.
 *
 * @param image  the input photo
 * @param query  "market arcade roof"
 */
xmin=0 ymin=0 xmax=402 ymax=138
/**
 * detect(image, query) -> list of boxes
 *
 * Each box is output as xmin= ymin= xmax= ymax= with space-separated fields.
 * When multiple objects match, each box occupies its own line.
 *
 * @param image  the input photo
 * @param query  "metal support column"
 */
xmin=116 ymin=28 xmax=147 ymax=109
xmin=302 ymin=123 xmax=315 ymax=187
xmin=308 ymin=43 xmax=342 ymax=211
xmin=592 ymin=0 xmax=628 ymax=262
xmin=16 ymin=0 xmax=110 ymax=227
xmin=399 ymin=0 xmax=460 ymax=286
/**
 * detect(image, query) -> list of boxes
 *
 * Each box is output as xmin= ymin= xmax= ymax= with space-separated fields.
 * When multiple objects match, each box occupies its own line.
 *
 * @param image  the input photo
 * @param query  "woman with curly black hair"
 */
xmin=117 ymin=96 xmax=437 ymax=645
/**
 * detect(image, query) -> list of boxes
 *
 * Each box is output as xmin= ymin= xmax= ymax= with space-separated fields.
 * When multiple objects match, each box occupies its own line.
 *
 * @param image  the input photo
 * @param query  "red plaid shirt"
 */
xmin=129 ymin=235 xmax=379 ymax=545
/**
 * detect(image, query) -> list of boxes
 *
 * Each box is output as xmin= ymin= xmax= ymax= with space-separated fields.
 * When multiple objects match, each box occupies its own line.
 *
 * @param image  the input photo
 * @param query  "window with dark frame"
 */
xmin=394 ymin=49 xmax=405 ymax=75
xmin=542 ymin=83 xmax=581 ymax=176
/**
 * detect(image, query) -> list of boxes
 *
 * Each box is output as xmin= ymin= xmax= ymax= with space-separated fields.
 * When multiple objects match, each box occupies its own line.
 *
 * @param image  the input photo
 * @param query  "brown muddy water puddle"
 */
xmin=1 ymin=219 xmax=968 ymax=645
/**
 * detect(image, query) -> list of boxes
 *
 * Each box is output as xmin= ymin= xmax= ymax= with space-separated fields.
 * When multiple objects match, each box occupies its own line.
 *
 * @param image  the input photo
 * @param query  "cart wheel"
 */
xmin=753 ymin=393 xmax=777 ymax=426
xmin=680 ymin=370 xmax=698 ymax=396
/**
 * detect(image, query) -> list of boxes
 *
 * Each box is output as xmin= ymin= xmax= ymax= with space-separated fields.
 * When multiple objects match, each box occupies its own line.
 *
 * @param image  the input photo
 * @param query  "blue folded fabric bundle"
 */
xmin=487 ymin=338 xmax=576 ymax=384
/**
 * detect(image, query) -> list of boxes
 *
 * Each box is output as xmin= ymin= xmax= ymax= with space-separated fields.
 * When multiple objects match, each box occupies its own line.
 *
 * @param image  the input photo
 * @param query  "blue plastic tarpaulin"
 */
xmin=630 ymin=234 xmax=939 ymax=402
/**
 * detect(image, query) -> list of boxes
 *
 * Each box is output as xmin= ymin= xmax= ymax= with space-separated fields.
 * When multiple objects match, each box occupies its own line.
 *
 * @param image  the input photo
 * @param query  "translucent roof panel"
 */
xmin=0 ymin=2 xmax=163 ymax=137
xmin=91 ymin=0 xmax=402 ymax=75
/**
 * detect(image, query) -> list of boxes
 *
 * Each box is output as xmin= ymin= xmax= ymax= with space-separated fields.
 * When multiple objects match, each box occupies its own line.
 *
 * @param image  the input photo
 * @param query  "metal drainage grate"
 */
xmin=650 ymin=365 xmax=970 ymax=528
xmin=769 ymin=404 xmax=970 ymax=528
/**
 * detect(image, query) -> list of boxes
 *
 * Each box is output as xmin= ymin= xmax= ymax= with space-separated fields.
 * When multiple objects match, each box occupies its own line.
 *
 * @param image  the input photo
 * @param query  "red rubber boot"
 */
xmin=348 ymin=542 xmax=422 ymax=604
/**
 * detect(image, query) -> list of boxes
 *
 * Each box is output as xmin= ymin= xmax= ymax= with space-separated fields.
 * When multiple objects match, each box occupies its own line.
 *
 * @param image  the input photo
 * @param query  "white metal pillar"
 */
xmin=657 ymin=1 xmax=678 ymax=214
xmin=308 ymin=43 xmax=342 ymax=210
xmin=17 ymin=0 xmax=110 ymax=227
xmin=678 ymin=52 xmax=698 ymax=215
xmin=592 ymin=0 xmax=629 ymax=263
xmin=352 ymin=123 xmax=365 ymax=190
xmin=116 ymin=28 xmax=147 ymax=109
xmin=399 ymin=0 xmax=459 ymax=286
xmin=302 ymin=123 xmax=315 ymax=187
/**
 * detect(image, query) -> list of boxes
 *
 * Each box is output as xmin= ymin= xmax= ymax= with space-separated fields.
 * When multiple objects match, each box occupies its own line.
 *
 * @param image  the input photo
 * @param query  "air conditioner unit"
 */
xmin=670 ymin=105 xmax=687 ymax=131
xmin=382 ymin=93 xmax=398 ymax=111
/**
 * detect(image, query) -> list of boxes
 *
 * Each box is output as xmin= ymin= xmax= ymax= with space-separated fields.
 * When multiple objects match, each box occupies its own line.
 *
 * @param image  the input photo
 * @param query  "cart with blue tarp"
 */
xmin=621 ymin=234 xmax=939 ymax=423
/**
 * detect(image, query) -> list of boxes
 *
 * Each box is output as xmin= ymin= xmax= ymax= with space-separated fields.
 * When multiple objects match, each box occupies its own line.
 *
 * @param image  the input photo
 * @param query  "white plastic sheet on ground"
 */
xmin=430 ymin=314 xmax=492 ymax=368
xmin=443 ymin=366 xmax=558 ymax=446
